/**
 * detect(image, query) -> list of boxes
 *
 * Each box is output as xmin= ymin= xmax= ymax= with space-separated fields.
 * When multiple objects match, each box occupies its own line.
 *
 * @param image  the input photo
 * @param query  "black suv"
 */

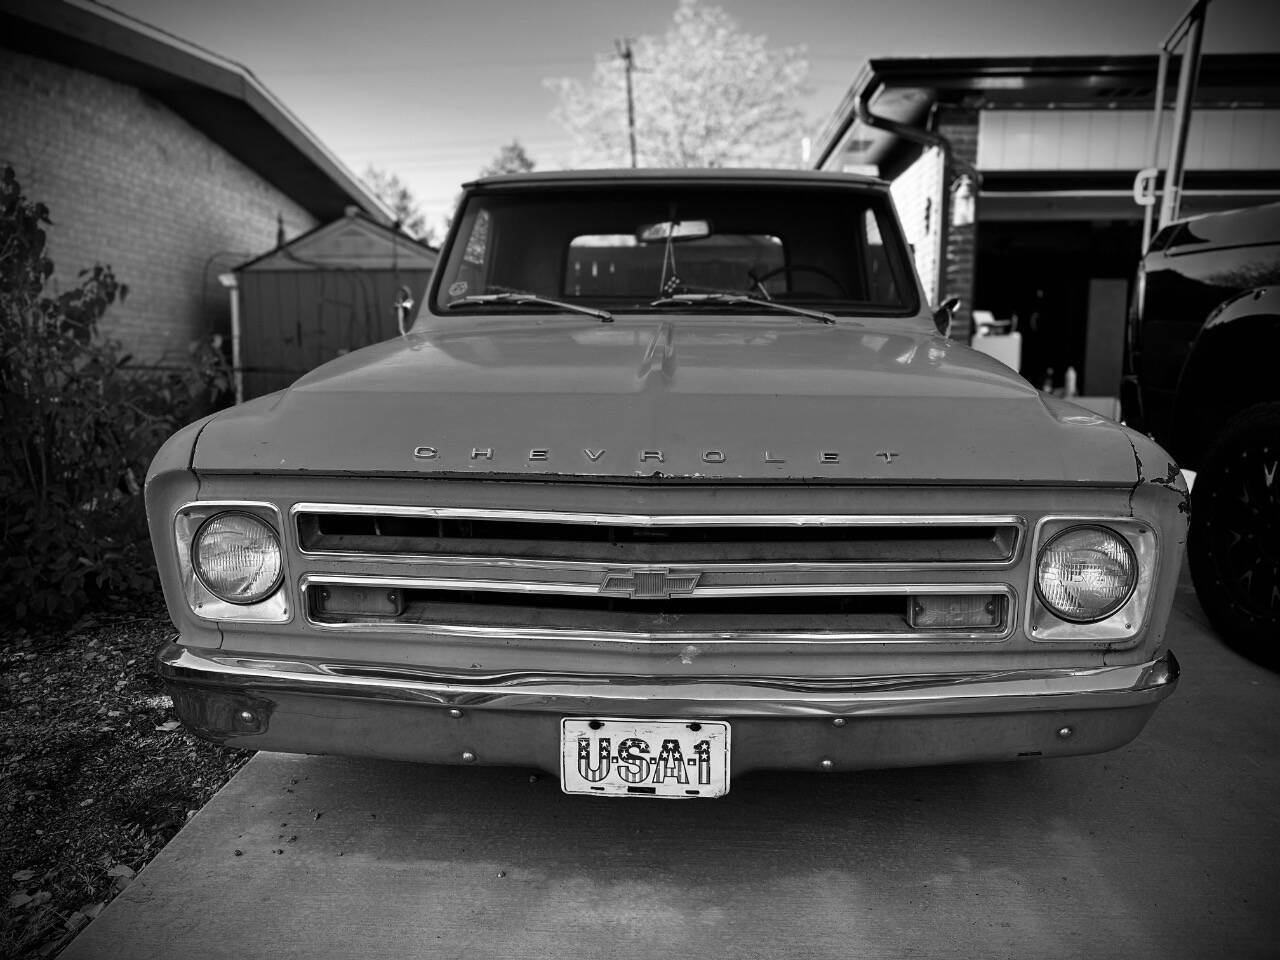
xmin=1122 ymin=201 xmax=1280 ymax=648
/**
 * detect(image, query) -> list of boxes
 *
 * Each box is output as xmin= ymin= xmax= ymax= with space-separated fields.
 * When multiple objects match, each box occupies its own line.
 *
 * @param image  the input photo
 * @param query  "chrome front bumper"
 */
xmin=159 ymin=643 xmax=1179 ymax=775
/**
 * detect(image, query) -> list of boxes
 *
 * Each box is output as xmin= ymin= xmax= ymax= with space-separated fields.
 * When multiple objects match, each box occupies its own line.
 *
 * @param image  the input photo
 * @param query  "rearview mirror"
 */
xmin=636 ymin=219 xmax=712 ymax=243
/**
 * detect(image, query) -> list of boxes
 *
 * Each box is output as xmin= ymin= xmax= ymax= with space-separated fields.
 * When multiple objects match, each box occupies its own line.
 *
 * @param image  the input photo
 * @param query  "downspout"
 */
xmin=218 ymin=272 xmax=244 ymax=405
xmin=851 ymin=83 xmax=981 ymax=184
xmin=852 ymin=82 xmax=983 ymax=319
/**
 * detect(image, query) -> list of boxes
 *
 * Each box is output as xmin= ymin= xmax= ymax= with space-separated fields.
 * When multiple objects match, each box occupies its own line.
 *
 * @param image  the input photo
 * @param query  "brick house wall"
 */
xmin=0 ymin=51 xmax=318 ymax=367
xmin=936 ymin=106 xmax=979 ymax=342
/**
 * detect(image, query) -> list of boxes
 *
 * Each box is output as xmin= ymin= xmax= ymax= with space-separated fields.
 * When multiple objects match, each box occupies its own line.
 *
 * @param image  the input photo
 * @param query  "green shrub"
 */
xmin=1 ymin=166 xmax=230 ymax=623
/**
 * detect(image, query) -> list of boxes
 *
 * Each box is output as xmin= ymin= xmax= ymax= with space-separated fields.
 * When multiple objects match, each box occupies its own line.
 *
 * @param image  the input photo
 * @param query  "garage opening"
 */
xmin=974 ymin=219 xmax=1142 ymax=397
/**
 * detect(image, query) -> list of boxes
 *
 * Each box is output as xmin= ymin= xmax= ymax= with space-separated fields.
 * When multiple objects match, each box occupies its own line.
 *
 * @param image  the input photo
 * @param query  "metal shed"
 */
xmin=228 ymin=210 xmax=437 ymax=399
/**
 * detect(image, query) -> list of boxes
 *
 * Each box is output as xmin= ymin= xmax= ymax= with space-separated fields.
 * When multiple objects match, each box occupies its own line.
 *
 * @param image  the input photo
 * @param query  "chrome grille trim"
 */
xmin=299 ymin=574 xmax=1016 ymax=644
xmin=301 ymin=573 xmax=1009 ymax=599
xmin=290 ymin=503 xmax=1026 ymax=569
xmin=291 ymin=552 xmax=1014 ymax=574
xmin=291 ymin=503 xmax=1025 ymax=528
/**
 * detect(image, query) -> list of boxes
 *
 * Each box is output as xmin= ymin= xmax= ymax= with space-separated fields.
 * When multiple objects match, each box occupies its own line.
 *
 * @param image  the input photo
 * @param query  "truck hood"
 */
xmin=193 ymin=315 xmax=1145 ymax=484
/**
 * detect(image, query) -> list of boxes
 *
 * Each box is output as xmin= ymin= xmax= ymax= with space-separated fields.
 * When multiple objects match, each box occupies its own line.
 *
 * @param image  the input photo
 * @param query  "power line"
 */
xmin=333 ymin=133 xmax=574 ymax=149
xmin=263 ymin=54 xmax=599 ymax=79
xmin=337 ymin=139 xmax=575 ymax=158
xmin=346 ymin=151 xmax=563 ymax=167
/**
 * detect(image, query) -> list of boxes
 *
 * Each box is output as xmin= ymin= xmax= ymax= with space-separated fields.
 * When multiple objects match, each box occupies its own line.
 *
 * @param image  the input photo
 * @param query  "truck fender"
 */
xmin=1172 ymin=286 xmax=1280 ymax=466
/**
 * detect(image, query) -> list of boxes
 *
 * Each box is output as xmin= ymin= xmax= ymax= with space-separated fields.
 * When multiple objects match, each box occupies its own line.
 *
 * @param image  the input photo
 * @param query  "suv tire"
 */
xmin=1188 ymin=401 xmax=1280 ymax=648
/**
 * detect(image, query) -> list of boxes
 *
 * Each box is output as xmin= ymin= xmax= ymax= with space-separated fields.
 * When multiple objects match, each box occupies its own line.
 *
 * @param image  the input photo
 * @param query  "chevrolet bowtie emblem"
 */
xmin=599 ymin=568 xmax=702 ymax=599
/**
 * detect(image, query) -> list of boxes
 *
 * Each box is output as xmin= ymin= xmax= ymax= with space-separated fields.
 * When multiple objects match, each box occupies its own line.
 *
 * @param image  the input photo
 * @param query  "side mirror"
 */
xmin=394 ymin=285 xmax=415 ymax=336
xmin=933 ymin=296 xmax=960 ymax=338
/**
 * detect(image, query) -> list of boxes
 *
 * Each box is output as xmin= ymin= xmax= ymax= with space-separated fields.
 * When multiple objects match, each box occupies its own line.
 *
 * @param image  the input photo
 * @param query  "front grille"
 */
xmin=293 ymin=504 xmax=1020 ymax=642
xmin=296 ymin=508 xmax=1018 ymax=564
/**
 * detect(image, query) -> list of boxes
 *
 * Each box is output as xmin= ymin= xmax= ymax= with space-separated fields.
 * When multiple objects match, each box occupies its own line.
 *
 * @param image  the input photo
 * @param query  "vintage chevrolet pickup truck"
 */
xmin=147 ymin=169 xmax=1185 ymax=798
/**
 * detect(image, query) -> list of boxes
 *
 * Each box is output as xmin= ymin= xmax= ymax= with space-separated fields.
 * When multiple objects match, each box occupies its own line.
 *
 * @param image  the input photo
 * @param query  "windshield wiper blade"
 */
xmin=649 ymin=292 xmax=835 ymax=324
xmin=446 ymin=292 xmax=612 ymax=322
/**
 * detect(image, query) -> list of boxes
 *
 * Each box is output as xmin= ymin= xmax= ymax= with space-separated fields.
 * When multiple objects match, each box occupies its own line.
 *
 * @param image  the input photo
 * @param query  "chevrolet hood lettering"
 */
xmin=411 ymin=445 xmax=892 ymax=466
xmin=192 ymin=317 xmax=1143 ymax=484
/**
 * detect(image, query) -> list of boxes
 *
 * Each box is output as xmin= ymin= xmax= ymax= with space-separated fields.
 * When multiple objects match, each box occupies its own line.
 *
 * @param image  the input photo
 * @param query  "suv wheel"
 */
xmin=1188 ymin=402 xmax=1280 ymax=648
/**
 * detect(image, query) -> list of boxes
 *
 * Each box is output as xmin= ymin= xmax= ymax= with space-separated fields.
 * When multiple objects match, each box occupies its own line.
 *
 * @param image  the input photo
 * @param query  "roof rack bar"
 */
xmin=1159 ymin=0 xmax=1209 ymax=229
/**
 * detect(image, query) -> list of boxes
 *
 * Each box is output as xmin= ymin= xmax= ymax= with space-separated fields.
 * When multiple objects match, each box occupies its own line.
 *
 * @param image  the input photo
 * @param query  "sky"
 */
xmin=97 ymin=0 xmax=1280 ymax=231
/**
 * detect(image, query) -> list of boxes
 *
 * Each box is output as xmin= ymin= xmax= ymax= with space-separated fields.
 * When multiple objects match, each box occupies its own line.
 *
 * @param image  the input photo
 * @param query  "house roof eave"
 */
xmin=1 ymin=0 xmax=394 ymax=226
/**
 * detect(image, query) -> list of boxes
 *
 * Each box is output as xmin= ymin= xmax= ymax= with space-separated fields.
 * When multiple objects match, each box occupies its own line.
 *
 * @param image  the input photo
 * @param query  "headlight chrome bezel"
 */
xmin=174 ymin=501 xmax=291 ymax=623
xmin=1034 ymin=524 xmax=1138 ymax=624
xmin=1027 ymin=517 xmax=1158 ymax=643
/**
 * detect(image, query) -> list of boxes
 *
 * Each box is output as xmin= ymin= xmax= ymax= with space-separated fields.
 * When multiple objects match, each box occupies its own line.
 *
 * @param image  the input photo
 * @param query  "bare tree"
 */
xmin=361 ymin=166 xmax=428 ymax=239
xmin=547 ymin=0 xmax=810 ymax=169
xmin=479 ymin=140 xmax=537 ymax=177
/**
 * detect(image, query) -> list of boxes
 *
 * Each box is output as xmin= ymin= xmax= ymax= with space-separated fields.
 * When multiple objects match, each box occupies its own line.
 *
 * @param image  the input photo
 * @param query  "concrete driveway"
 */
xmin=64 ymin=567 xmax=1280 ymax=960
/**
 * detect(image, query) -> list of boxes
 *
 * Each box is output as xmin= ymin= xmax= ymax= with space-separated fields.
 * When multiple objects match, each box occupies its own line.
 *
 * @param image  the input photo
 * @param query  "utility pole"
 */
xmin=616 ymin=38 xmax=637 ymax=168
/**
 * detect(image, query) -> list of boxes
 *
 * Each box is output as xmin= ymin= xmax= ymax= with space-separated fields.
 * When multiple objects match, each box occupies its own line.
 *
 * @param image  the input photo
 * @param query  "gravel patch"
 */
xmin=1 ymin=607 xmax=250 ymax=958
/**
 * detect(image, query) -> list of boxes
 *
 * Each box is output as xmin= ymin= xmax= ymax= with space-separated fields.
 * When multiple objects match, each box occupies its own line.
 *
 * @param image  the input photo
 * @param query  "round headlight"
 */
xmin=193 ymin=512 xmax=283 ymax=605
xmin=1036 ymin=525 xmax=1138 ymax=624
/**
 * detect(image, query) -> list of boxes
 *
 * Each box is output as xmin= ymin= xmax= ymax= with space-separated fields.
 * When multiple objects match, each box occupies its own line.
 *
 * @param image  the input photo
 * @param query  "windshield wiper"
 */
xmin=649 ymin=292 xmax=835 ymax=325
xmin=445 ymin=292 xmax=612 ymax=322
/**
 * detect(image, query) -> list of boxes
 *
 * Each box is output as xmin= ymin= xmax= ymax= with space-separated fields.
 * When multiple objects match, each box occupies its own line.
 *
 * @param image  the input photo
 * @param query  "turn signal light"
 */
xmin=313 ymin=584 xmax=405 ymax=618
xmin=909 ymin=594 xmax=1002 ymax=629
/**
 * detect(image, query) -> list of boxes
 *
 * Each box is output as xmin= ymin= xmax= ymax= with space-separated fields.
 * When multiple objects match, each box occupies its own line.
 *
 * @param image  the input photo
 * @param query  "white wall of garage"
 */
xmin=977 ymin=108 xmax=1280 ymax=172
xmin=888 ymin=146 xmax=945 ymax=304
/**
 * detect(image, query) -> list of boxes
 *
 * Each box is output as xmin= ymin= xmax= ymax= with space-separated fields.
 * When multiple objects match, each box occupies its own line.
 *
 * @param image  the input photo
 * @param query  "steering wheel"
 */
xmin=750 ymin=264 xmax=849 ymax=298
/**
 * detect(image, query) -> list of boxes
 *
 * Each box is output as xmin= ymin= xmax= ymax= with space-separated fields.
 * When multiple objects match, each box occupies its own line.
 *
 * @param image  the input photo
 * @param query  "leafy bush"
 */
xmin=0 ymin=166 xmax=230 ymax=623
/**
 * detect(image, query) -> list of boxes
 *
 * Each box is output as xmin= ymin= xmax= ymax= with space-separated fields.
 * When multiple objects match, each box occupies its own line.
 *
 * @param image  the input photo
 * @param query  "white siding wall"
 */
xmin=888 ymin=147 xmax=944 ymax=304
xmin=978 ymin=108 xmax=1280 ymax=171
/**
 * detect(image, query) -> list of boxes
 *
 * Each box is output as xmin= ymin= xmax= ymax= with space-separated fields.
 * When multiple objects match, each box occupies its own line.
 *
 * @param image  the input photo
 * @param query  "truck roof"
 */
xmin=465 ymin=167 xmax=889 ymax=191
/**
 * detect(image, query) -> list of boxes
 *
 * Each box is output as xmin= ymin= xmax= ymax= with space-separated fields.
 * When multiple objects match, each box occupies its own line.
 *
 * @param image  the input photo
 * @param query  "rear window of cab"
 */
xmin=432 ymin=185 xmax=918 ymax=316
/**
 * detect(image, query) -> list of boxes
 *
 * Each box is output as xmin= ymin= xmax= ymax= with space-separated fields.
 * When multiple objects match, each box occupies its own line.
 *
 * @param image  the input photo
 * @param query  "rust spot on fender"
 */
xmin=1149 ymin=462 xmax=1192 ymax=515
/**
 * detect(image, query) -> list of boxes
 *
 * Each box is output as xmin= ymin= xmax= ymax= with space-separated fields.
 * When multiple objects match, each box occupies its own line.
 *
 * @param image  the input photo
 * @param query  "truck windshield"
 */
xmin=431 ymin=185 xmax=916 ymax=317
